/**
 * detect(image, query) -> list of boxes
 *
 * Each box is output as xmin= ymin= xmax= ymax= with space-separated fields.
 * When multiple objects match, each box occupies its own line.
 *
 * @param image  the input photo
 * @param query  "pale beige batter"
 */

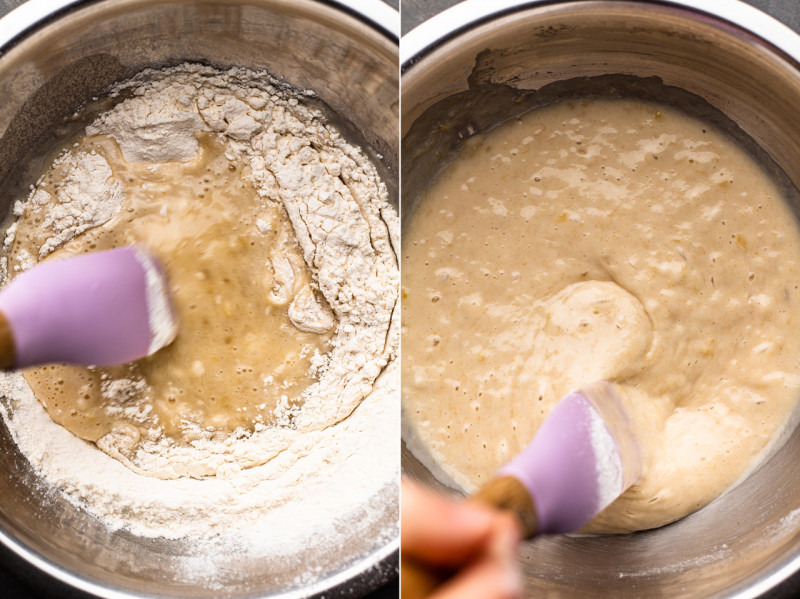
xmin=10 ymin=133 xmax=332 ymax=450
xmin=402 ymin=98 xmax=800 ymax=533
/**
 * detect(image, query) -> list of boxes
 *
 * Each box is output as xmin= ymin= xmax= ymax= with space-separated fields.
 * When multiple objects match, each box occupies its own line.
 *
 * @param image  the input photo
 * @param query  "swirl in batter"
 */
xmin=402 ymin=98 xmax=800 ymax=533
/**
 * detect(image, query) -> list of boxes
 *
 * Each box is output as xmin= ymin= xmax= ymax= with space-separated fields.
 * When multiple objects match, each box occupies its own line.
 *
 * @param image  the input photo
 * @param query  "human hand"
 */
xmin=401 ymin=478 xmax=523 ymax=599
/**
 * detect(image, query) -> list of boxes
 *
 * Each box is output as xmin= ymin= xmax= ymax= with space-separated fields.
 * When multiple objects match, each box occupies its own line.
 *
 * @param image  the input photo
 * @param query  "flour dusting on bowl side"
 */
xmin=0 ymin=64 xmax=399 ymax=560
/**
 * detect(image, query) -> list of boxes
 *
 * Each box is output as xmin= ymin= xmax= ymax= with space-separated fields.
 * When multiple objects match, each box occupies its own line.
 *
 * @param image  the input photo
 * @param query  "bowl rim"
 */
xmin=0 ymin=529 xmax=399 ymax=599
xmin=0 ymin=0 xmax=398 ymax=53
xmin=400 ymin=0 xmax=800 ymax=72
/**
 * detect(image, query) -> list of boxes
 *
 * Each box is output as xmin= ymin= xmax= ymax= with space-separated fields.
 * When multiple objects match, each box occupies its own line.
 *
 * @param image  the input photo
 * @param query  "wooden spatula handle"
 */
xmin=401 ymin=476 xmax=536 ymax=599
xmin=0 ymin=311 xmax=16 ymax=369
xmin=471 ymin=475 xmax=538 ymax=536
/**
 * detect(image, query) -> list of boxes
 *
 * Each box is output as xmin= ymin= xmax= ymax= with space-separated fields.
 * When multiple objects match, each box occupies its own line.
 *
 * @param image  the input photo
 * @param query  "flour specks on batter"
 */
xmin=0 ymin=64 xmax=399 ymax=543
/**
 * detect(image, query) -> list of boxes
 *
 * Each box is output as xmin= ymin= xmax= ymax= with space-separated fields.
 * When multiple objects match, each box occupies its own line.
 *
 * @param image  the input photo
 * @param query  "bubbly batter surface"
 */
xmin=402 ymin=98 xmax=800 ymax=532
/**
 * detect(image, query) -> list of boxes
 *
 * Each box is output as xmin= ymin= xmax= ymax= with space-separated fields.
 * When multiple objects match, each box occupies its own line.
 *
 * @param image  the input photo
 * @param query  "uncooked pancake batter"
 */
xmin=402 ymin=98 xmax=800 ymax=533
xmin=3 ymin=64 xmax=398 ymax=482
xmin=14 ymin=134 xmax=333 ymax=444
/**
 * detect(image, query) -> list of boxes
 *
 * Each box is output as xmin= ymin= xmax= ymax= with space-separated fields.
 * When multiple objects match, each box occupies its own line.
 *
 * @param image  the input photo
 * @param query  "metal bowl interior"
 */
xmin=0 ymin=1 xmax=398 ymax=597
xmin=401 ymin=1 xmax=800 ymax=598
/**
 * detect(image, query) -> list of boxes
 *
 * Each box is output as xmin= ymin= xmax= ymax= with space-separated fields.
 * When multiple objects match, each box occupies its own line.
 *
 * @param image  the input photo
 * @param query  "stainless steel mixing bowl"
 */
xmin=0 ymin=1 xmax=398 ymax=597
xmin=402 ymin=1 xmax=800 ymax=597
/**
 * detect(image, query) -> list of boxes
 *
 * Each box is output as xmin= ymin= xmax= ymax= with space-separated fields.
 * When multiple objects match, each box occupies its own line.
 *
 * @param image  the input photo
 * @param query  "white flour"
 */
xmin=35 ymin=151 xmax=124 ymax=260
xmin=587 ymin=405 xmax=624 ymax=513
xmin=0 ymin=62 xmax=399 ymax=568
xmin=132 ymin=247 xmax=178 ymax=355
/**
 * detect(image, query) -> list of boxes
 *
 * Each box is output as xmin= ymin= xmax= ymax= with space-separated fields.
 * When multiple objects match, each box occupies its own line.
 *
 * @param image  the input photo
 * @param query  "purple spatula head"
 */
xmin=0 ymin=246 xmax=177 ymax=368
xmin=497 ymin=382 xmax=642 ymax=534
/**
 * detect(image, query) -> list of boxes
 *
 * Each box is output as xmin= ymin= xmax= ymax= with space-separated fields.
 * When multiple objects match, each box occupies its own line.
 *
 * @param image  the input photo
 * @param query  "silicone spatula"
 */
xmin=0 ymin=246 xmax=177 ymax=369
xmin=402 ymin=382 xmax=643 ymax=598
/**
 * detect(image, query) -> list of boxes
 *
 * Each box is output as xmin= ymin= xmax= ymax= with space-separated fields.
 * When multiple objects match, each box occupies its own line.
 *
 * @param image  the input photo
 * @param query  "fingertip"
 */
xmin=401 ymin=479 xmax=497 ymax=565
xmin=448 ymin=498 xmax=497 ymax=534
xmin=490 ymin=511 xmax=523 ymax=559
xmin=490 ymin=513 xmax=524 ymax=596
xmin=429 ymin=552 xmax=523 ymax=599
xmin=402 ymin=479 xmax=493 ymax=534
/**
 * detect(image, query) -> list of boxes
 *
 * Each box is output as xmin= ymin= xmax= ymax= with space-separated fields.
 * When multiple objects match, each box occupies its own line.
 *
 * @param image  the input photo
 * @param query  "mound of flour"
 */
xmin=0 ymin=64 xmax=399 ymax=546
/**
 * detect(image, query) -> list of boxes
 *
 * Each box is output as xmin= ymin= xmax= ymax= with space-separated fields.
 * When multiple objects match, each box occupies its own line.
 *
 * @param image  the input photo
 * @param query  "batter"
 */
xmin=13 ymin=133 xmax=332 ymax=444
xmin=402 ymin=98 xmax=800 ymax=533
xmin=3 ymin=64 xmax=399 ymax=482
